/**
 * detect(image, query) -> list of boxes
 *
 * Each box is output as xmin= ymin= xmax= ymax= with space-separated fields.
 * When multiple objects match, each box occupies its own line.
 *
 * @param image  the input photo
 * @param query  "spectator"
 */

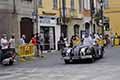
xmin=110 ymin=32 xmax=114 ymax=47
xmin=115 ymin=33 xmax=118 ymax=38
xmin=58 ymin=36 xmax=65 ymax=50
xmin=19 ymin=34 xmax=26 ymax=45
xmin=72 ymin=35 xmax=80 ymax=47
xmin=30 ymin=34 xmax=37 ymax=46
xmin=0 ymin=44 xmax=3 ymax=62
xmin=0 ymin=34 xmax=9 ymax=53
xmin=9 ymin=35 xmax=16 ymax=53
xmin=39 ymin=33 xmax=44 ymax=57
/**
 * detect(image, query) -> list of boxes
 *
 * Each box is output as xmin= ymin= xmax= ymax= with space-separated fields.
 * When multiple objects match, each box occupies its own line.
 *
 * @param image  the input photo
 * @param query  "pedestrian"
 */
xmin=9 ymin=35 xmax=16 ymax=53
xmin=19 ymin=34 xmax=26 ymax=45
xmin=64 ymin=37 xmax=69 ymax=47
xmin=30 ymin=34 xmax=38 ymax=57
xmin=110 ymin=32 xmax=114 ymax=47
xmin=72 ymin=35 xmax=80 ymax=47
xmin=59 ymin=36 xmax=65 ymax=50
xmin=0 ymin=34 xmax=9 ymax=53
xmin=0 ymin=45 xmax=3 ymax=62
xmin=30 ymin=34 xmax=37 ymax=46
xmin=39 ymin=33 xmax=44 ymax=57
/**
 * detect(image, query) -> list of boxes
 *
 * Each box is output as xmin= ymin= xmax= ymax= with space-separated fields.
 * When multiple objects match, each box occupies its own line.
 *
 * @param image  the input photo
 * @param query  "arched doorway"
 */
xmin=74 ymin=24 xmax=80 ymax=36
xmin=20 ymin=17 xmax=33 ymax=43
xmin=85 ymin=22 xmax=90 ymax=34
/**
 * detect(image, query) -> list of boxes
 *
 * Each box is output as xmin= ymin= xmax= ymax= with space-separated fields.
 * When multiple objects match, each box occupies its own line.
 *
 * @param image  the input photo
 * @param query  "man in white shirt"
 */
xmin=9 ymin=35 xmax=16 ymax=53
xmin=83 ymin=35 xmax=94 ymax=46
xmin=0 ymin=34 xmax=9 ymax=54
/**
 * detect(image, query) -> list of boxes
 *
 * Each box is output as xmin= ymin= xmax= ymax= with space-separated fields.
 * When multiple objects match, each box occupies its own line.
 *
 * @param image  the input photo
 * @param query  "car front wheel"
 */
xmin=64 ymin=60 xmax=70 ymax=64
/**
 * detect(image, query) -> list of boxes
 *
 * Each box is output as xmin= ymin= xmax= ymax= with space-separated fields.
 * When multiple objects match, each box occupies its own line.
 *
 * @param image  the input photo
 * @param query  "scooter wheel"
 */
xmin=9 ymin=60 xmax=14 ymax=65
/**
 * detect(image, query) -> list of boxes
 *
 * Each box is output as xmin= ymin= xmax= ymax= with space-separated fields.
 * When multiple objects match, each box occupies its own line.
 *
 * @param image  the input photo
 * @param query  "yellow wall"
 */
xmin=38 ymin=0 xmax=82 ymax=18
xmin=104 ymin=0 xmax=120 ymax=33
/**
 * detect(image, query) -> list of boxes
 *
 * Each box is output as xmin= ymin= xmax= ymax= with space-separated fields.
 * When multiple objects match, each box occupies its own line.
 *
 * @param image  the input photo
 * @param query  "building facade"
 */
xmin=37 ymin=0 xmax=103 ymax=50
xmin=0 ymin=0 xmax=102 ymax=50
xmin=0 ymin=0 xmax=17 ymax=37
xmin=37 ymin=0 xmax=84 ymax=50
xmin=0 ymin=0 xmax=36 ymax=43
xmin=104 ymin=0 xmax=120 ymax=33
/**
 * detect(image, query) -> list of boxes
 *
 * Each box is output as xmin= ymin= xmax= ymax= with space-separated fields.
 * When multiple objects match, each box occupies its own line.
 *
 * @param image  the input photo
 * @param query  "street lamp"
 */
xmin=90 ymin=0 xmax=95 ymax=33
xmin=33 ymin=0 xmax=38 ymax=34
xmin=100 ymin=0 xmax=104 ymax=36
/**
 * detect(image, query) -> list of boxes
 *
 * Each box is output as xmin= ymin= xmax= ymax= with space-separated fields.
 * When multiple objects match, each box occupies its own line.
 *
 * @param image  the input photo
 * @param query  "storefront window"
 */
xmin=40 ymin=27 xmax=55 ymax=50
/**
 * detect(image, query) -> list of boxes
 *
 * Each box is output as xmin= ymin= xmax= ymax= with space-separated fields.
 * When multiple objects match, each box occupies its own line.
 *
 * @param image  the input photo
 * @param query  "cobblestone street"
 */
xmin=0 ymin=47 xmax=120 ymax=80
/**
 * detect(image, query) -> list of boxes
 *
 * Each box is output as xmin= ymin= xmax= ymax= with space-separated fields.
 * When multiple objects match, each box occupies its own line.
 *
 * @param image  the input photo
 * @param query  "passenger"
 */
xmin=59 ymin=36 xmax=65 ymax=50
xmin=72 ymin=35 xmax=80 ymax=47
xmin=83 ymin=34 xmax=93 ymax=46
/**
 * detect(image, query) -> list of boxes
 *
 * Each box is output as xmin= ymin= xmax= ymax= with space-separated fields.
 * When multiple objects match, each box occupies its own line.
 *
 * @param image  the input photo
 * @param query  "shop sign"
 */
xmin=38 ymin=16 xmax=56 ymax=26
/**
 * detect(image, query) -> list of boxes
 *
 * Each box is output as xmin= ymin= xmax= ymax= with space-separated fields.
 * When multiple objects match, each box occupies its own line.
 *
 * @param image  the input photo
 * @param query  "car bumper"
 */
xmin=63 ymin=57 xmax=70 ymax=60
xmin=80 ymin=55 xmax=92 ymax=59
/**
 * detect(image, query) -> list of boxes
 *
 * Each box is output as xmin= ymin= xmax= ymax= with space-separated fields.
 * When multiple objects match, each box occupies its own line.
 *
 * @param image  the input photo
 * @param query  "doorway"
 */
xmin=20 ymin=17 xmax=33 ymax=43
xmin=40 ymin=26 xmax=55 ymax=50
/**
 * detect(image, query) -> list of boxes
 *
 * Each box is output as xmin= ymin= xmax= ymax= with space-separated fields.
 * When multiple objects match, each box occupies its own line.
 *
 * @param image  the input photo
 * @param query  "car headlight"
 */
xmin=86 ymin=49 xmax=91 ymax=53
xmin=66 ymin=53 xmax=69 ymax=56
xmin=67 ymin=49 xmax=71 ymax=53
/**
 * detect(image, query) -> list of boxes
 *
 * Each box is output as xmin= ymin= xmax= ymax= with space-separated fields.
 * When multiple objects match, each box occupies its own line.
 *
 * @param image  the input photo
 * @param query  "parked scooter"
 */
xmin=0 ymin=47 xmax=16 ymax=66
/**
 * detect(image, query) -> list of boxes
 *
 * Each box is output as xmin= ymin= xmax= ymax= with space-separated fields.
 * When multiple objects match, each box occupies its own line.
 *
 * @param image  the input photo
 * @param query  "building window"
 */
xmin=21 ymin=0 xmax=32 ymax=2
xmin=39 ymin=0 xmax=42 ymax=7
xmin=83 ymin=0 xmax=90 ymax=10
xmin=71 ymin=0 xmax=75 ymax=10
xmin=53 ymin=0 xmax=58 ymax=9
xmin=79 ymin=0 xmax=82 ymax=13
xmin=104 ymin=0 xmax=109 ymax=9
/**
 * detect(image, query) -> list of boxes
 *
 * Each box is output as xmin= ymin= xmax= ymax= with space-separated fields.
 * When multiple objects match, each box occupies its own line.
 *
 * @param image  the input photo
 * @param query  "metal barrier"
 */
xmin=114 ymin=38 xmax=120 ymax=47
xmin=18 ymin=44 xmax=35 ymax=62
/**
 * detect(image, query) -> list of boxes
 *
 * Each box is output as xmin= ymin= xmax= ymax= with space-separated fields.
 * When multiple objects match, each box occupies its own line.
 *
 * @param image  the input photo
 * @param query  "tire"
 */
xmin=89 ymin=55 xmax=95 ymax=63
xmin=9 ymin=60 xmax=14 ymax=65
xmin=64 ymin=60 xmax=70 ymax=64
xmin=91 ymin=48 xmax=96 ymax=60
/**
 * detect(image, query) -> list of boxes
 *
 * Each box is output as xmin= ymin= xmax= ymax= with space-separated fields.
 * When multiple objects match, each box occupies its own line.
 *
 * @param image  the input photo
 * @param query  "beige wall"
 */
xmin=104 ymin=0 xmax=120 ymax=33
xmin=38 ymin=0 xmax=83 ymax=18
